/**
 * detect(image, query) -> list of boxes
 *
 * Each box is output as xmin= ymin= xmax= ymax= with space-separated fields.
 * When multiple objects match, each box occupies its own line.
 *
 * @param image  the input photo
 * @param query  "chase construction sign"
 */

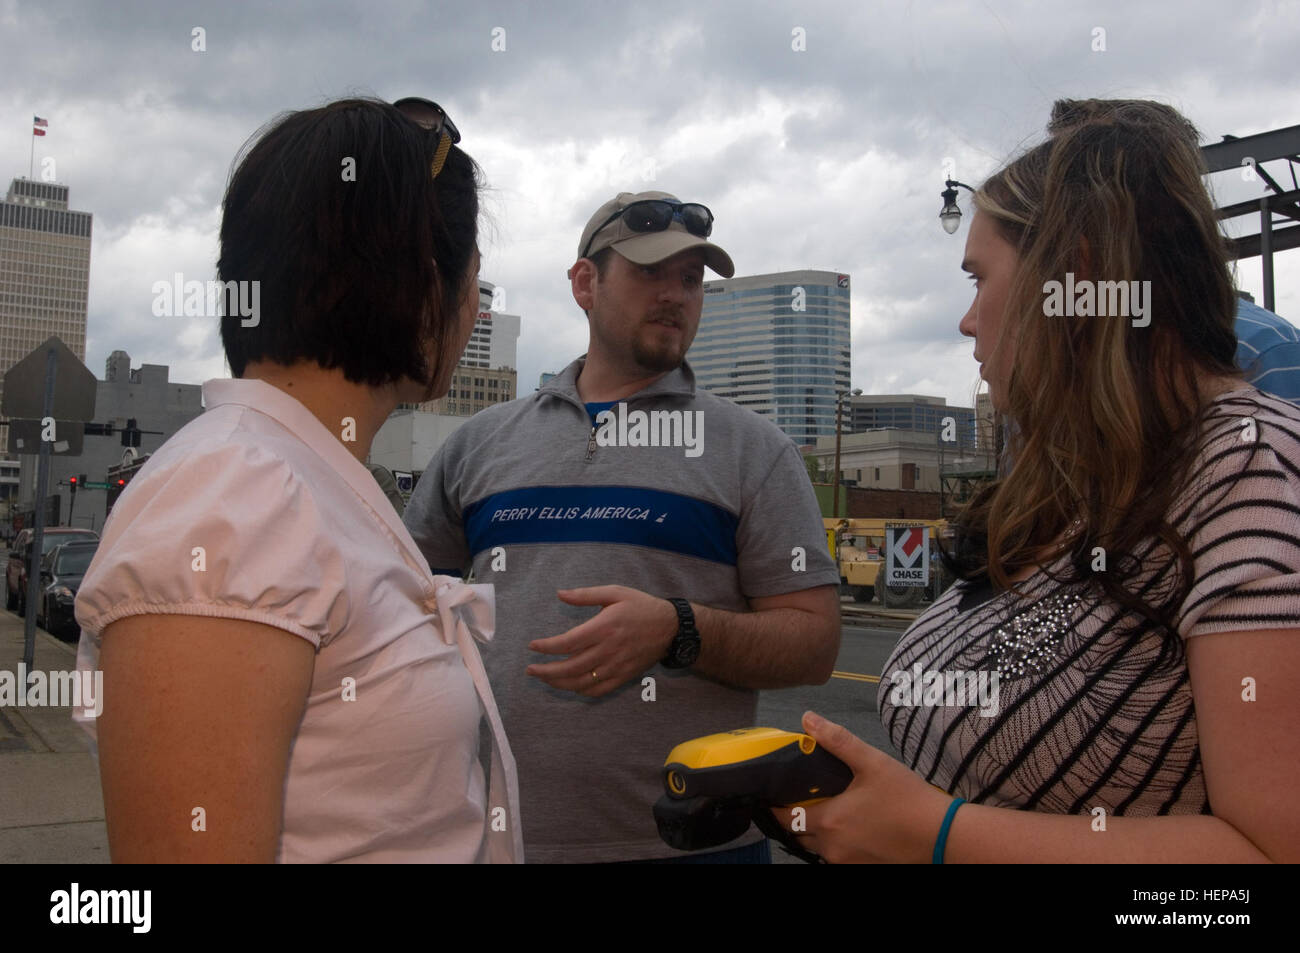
xmin=885 ymin=524 xmax=930 ymax=587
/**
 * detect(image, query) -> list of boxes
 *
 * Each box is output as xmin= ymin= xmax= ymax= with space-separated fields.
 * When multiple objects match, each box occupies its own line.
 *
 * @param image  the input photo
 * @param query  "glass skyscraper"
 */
xmin=688 ymin=269 xmax=851 ymax=445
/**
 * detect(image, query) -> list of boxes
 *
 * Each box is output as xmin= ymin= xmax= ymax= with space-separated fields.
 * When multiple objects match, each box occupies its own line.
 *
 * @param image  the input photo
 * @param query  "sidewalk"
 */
xmin=0 ymin=610 xmax=109 ymax=863
xmin=837 ymin=595 xmax=925 ymax=624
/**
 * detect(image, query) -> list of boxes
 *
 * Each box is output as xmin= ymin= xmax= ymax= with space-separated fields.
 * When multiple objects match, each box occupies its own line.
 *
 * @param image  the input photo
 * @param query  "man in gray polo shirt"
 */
xmin=404 ymin=191 xmax=840 ymax=862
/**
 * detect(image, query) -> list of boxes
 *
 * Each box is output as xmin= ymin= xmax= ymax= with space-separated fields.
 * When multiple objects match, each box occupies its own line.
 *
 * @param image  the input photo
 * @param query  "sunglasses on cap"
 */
xmin=393 ymin=97 xmax=461 ymax=179
xmin=581 ymin=199 xmax=714 ymax=260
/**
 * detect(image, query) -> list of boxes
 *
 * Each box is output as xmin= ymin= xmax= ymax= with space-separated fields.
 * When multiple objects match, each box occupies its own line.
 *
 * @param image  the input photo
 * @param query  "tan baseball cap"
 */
xmin=575 ymin=190 xmax=735 ymax=277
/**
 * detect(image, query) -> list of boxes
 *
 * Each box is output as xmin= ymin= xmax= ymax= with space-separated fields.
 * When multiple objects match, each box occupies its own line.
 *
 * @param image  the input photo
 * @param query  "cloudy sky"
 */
xmin=2 ymin=0 xmax=1296 ymax=410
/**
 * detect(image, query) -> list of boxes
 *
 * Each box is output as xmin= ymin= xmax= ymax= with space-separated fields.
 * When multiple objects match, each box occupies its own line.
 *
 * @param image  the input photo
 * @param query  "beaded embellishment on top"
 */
xmin=986 ymin=590 xmax=1085 ymax=680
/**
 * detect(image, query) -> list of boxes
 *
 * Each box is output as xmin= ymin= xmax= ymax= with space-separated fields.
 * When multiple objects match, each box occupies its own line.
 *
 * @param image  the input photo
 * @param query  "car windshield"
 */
xmin=55 ymin=548 xmax=96 ymax=575
xmin=41 ymin=533 xmax=96 ymax=556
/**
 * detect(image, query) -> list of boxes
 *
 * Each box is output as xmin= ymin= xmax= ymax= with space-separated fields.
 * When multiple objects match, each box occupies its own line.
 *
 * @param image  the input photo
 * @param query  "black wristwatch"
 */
xmin=661 ymin=597 xmax=701 ymax=669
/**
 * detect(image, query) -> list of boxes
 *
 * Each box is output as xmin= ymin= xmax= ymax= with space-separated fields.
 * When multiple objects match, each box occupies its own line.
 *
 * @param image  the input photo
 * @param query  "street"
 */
xmin=757 ymin=617 xmax=910 ymax=864
xmin=757 ymin=620 xmax=907 ymax=757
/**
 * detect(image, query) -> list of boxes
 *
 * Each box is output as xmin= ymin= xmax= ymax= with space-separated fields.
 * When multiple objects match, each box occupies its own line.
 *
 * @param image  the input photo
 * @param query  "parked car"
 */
xmin=6 ymin=527 xmax=99 ymax=615
xmin=36 ymin=540 xmax=99 ymax=639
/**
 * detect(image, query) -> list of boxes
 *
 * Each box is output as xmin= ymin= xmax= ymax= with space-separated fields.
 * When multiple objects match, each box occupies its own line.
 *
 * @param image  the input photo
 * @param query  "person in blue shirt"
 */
xmin=1236 ymin=295 xmax=1300 ymax=403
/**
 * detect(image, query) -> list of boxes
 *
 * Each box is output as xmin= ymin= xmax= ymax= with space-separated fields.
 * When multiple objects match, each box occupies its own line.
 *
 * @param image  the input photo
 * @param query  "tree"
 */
xmin=803 ymin=454 xmax=830 ymax=483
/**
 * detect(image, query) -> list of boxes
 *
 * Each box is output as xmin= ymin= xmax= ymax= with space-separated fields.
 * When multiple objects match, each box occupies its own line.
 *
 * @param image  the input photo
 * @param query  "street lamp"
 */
xmin=940 ymin=179 xmax=976 ymax=234
xmin=832 ymin=388 xmax=863 ymax=517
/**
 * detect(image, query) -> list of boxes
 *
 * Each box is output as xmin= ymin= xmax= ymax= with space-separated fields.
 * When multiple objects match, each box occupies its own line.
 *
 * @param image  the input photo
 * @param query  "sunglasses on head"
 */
xmin=582 ymin=199 xmax=714 ymax=259
xmin=393 ymin=97 xmax=461 ymax=179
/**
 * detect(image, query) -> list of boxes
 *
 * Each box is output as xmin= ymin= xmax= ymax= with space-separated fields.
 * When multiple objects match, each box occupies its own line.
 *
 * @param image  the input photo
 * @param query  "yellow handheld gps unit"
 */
xmin=652 ymin=727 xmax=853 ymax=863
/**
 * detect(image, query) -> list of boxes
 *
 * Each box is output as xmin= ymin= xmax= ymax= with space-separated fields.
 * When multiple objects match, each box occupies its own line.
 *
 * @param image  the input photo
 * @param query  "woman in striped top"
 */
xmin=786 ymin=99 xmax=1300 ymax=863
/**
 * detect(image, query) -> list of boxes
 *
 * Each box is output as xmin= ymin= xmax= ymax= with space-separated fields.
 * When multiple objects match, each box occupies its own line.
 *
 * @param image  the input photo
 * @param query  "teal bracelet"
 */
xmin=931 ymin=797 xmax=966 ymax=864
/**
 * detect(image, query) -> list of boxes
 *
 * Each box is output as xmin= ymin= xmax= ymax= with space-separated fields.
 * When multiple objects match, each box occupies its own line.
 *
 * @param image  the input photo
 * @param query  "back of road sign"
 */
xmin=1 ymin=336 xmax=97 ymax=421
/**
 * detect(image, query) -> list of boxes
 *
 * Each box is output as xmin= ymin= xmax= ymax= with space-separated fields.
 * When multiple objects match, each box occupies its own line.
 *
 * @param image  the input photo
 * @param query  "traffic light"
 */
xmin=106 ymin=477 xmax=129 ymax=514
xmin=68 ymin=475 xmax=77 ymax=492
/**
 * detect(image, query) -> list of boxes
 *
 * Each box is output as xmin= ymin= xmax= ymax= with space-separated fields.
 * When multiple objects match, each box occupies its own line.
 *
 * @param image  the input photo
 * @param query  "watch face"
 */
xmin=676 ymin=638 xmax=701 ymax=666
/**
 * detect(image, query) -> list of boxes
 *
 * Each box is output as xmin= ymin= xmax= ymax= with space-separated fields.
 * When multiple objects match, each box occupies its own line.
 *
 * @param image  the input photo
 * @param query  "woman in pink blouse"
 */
xmin=74 ymin=97 xmax=522 ymax=862
xmin=782 ymin=99 xmax=1299 ymax=863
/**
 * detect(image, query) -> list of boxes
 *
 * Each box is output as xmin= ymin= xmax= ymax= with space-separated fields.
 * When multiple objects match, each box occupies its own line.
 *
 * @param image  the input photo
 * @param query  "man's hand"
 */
xmin=526 ymin=585 xmax=678 ymax=697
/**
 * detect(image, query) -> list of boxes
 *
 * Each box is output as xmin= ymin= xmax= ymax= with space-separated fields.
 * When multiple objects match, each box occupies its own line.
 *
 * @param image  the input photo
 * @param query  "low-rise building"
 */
xmin=367 ymin=409 xmax=472 ymax=502
xmin=15 ymin=350 xmax=202 ymax=532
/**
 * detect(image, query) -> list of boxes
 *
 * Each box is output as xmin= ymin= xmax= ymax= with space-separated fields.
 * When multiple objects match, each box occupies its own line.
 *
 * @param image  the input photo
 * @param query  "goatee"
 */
xmin=631 ymin=340 xmax=683 ymax=373
xmin=633 ymin=309 xmax=686 ymax=372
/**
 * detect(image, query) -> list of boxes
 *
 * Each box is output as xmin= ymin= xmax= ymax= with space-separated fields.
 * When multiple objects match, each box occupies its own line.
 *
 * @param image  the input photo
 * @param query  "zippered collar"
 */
xmin=537 ymin=355 xmax=698 ymax=416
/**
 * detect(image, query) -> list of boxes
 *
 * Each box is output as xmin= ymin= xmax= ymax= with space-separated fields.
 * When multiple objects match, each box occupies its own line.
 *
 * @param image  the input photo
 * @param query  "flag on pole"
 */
xmin=33 ymin=116 xmax=47 ymax=136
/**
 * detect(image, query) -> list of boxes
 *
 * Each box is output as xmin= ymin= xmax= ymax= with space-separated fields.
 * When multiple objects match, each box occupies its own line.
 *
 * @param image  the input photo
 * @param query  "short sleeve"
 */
xmin=404 ymin=439 xmax=471 ymax=578
xmin=1175 ymin=403 xmax=1300 ymax=639
xmin=74 ymin=437 xmax=351 ymax=649
xmin=734 ymin=441 xmax=840 ymax=598
xmin=1242 ymin=340 xmax=1300 ymax=404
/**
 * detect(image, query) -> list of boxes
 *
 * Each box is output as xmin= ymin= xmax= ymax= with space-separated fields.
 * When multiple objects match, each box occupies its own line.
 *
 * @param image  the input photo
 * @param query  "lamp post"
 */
xmin=940 ymin=179 xmax=977 ymax=234
xmin=941 ymin=179 xmax=985 ymax=497
xmin=832 ymin=388 xmax=863 ymax=517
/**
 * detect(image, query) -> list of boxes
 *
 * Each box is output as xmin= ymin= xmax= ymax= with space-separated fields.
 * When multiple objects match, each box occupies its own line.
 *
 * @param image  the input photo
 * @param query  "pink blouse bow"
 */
xmin=429 ymin=576 xmax=495 ymax=647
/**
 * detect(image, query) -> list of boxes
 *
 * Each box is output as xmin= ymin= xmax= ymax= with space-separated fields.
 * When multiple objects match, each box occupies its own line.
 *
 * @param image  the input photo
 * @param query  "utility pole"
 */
xmin=833 ymin=399 xmax=844 ymax=518
xmin=22 ymin=347 xmax=56 ymax=668
xmin=937 ymin=427 xmax=945 ymax=519
xmin=832 ymin=388 xmax=862 ymax=518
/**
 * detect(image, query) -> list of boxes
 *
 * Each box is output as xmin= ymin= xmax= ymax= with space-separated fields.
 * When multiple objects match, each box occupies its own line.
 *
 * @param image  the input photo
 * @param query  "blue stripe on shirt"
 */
xmin=462 ymin=485 xmax=740 ymax=565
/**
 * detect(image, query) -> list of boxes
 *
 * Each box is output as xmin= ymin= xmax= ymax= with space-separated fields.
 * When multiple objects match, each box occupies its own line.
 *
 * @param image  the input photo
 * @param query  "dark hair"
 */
xmin=218 ymin=97 xmax=482 ymax=387
xmin=588 ymin=246 xmax=617 ymax=278
xmin=942 ymin=98 xmax=1242 ymax=632
xmin=576 ymin=247 xmax=619 ymax=319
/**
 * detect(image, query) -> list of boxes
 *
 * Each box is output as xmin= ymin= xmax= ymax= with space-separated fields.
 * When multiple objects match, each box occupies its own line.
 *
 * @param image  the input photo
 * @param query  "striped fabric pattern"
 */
xmin=1236 ymin=299 xmax=1300 ymax=403
xmin=878 ymin=386 xmax=1300 ymax=817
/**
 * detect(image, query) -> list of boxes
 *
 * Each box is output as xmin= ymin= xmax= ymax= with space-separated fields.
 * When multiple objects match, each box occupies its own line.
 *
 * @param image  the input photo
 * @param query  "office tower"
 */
xmin=689 ymin=269 xmax=850 ymax=445
xmin=0 ymin=178 xmax=92 ymax=456
xmin=417 ymin=278 xmax=520 ymax=416
xmin=462 ymin=279 xmax=520 ymax=370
